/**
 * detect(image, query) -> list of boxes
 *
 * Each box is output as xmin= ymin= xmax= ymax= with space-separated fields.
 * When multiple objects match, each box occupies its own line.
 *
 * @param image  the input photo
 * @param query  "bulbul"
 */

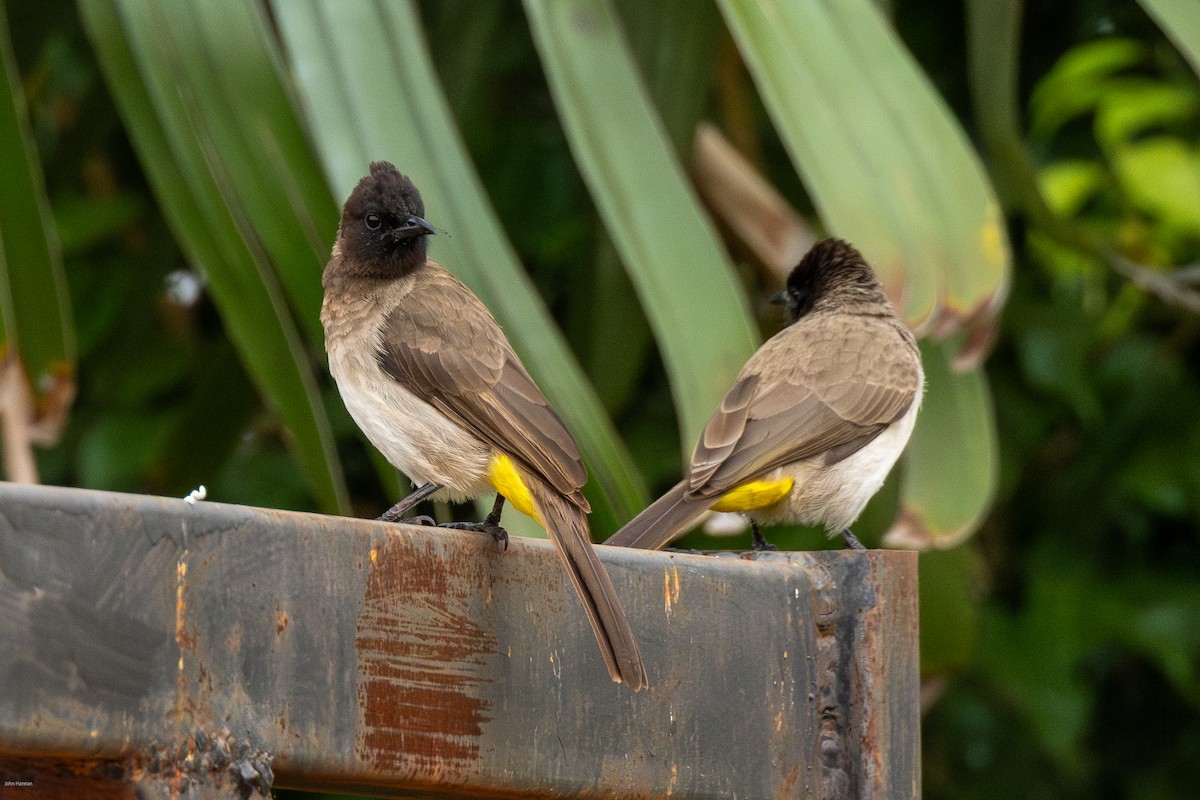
xmin=321 ymin=162 xmax=645 ymax=690
xmin=606 ymin=238 xmax=923 ymax=552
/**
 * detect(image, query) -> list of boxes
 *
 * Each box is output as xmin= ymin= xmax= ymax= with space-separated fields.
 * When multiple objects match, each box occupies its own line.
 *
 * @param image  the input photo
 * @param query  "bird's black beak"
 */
xmin=394 ymin=213 xmax=437 ymax=240
xmin=768 ymin=290 xmax=789 ymax=307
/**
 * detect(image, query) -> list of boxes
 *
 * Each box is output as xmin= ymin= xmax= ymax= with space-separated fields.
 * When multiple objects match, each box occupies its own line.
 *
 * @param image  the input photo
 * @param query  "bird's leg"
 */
xmin=377 ymin=482 xmax=439 ymax=526
xmin=840 ymin=528 xmax=866 ymax=550
xmin=750 ymin=522 xmax=777 ymax=552
xmin=483 ymin=494 xmax=506 ymax=526
xmin=440 ymin=495 xmax=509 ymax=550
xmin=481 ymin=495 xmax=509 ymax=549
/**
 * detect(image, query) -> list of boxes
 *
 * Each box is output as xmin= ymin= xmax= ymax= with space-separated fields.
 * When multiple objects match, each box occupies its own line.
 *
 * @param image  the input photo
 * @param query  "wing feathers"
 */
xmin=685 ymin=313 xmax=919 ymax=499
xmin=375 ymin=265 xmax=587 ymax=504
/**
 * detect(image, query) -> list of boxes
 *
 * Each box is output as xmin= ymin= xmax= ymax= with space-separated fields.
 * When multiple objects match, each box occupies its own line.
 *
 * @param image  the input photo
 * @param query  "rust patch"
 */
xmin=174 ymin=556 xmax=194 ymax=651
xmin=355 ymin=536 xmax=495 ymax=778
xmin=860 ymin=551 xmax=920 ymax=796
xmin=0 ymin=757 xmax=137 ymax=800
xmin=809 ymin=559 xmax=852 ymax=800
xmin=778 ymin=762 xmax=802 ymax=800
xmin=132 ymin=726 xmax=273 ymax=798
xmin=173 ymin=550 xmax=194 ymax=727
xmin=0 ymin=726 xmax=272 ymax=800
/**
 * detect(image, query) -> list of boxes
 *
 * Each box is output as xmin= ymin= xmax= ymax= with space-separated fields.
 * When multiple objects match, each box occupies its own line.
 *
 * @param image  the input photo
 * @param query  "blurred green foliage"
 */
xmin=1 ymin=0 xmax=1198 ymax=798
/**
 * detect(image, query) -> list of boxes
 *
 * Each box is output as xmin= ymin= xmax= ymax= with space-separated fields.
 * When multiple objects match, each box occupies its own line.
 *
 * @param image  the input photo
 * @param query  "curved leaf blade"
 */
xmin=176 ymin=1 xmax=339 ymax=344
xmin=718 ymin=0 xmax=1010 ymax=336
xmin=79 ymin=0 xmax=348 ymax=513
xmin=885 ymin=339 xmax=998 ymax=549
xmin=522 ymin=0 xmax=761 ymax=456
xmin=1138 ymin=0 xmax=1200 ymax=79
xmin=0 ymin=4 xmax=75 ymax=412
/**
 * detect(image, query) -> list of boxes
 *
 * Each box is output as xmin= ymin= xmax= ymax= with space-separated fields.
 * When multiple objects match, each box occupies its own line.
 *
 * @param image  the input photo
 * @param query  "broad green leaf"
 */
xmin=169 ymin=1 xmax=339 ymax=344
xmin=593 ymin=0 xmax=723 ymax=425
xmin=1111 ymin=138 xmax=1200 ymax=235
xmin=414 ymin=0 xmax=505 ymax=126
xmin=967 ymin=0 xmax=1088 ymax=261
xmin=0 ymin=4 xmax=75 ymax=408
xmin=1028 ymin=39 xmax=1144 ymax=143
xmin=1093 ymin=82 xmax=1198 ymax=151
xmin=885 ymin=338 xmax=998 ymax=548
xmin=1037 ymin=161 xmax=1107 ymax=217
xmin=182 ymin=1 xmax=407 ymax=501
xmin=718 ymin=0 xmax=1010 ymax=336
xmin=1138 ymin=0 xmax=1200 ymax=79
xmin=523 ymin=0 xmax=760 ymax=455
xmin=271 ymin=0 xmax=648 ymax=524
xmin=966 ymin=0 xmax=1030 ymax=209
xmin=110 ymin=0 xmax=404 ymax=501
xmin=79 ymin=0 xmax=348 ymax=513
xmin=615 ymin=0 xmax=724 ymax=153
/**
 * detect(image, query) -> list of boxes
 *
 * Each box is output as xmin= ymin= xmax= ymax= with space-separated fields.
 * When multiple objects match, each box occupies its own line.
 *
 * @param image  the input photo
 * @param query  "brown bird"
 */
xmin=321 ymin=162 xmax=645 ymax=690
xmin=606 ymin=238 xmax=923 ymax=552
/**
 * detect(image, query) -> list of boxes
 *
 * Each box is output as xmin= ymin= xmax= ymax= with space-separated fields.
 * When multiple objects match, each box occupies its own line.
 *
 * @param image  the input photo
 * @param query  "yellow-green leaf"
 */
xmin=718 ymin=0 xmax=1010 ymax=336
xmin=0 ymin=6 xmax=75 ymax=415
xmin=523 ymin=0 xmax=760 ymax=456
xmin=886 ymin=339 xmax=998 ymax=549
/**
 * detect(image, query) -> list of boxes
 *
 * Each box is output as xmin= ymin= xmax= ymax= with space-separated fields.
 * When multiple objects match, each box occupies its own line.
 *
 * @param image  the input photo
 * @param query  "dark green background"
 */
xmin=4 ymin=1 xmax=1198 ymax=797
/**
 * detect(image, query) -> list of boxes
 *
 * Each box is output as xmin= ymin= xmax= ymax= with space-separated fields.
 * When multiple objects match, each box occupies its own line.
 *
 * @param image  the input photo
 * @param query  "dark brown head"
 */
xmin=330 ymin=162 xmax=435 ymax=280
xmin=771 ymin=238 xmax=891 ymax=323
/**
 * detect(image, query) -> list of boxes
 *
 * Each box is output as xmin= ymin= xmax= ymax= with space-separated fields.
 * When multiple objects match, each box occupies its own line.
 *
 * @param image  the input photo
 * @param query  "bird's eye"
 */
xmin=364 ymin=213 xmax=382 ymax=231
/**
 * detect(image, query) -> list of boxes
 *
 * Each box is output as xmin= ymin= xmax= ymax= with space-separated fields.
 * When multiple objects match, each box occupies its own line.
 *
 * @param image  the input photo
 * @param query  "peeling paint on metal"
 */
xmin=354 ymin=537 xmax=495 ymax=778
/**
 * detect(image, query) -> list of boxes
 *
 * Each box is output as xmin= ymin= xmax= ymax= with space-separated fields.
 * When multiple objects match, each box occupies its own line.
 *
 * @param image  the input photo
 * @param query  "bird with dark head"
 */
xmin=607 ymin=237 xmax=923 ymax=552
xmin=771 ymin=237 xmax=894 ymax=322
xmin=331 ymin=161 xmax=436 ymax=279
xmin=321 ymin=162 xmax=646 ymax=690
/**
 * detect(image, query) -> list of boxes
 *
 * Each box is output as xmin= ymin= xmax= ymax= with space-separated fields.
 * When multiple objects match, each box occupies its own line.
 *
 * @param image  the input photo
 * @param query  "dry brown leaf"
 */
xmin=692 ymin=122 xmax=814 ymax=280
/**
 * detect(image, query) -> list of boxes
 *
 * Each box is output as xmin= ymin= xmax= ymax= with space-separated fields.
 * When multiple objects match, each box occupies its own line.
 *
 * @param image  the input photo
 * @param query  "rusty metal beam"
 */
xmin=0 ymin=483 xmax=918 ymax=798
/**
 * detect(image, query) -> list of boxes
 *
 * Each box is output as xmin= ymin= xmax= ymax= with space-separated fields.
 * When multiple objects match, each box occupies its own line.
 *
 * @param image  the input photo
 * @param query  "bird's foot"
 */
xmin=376 ymin=483 xmax=440 ymax=523
xmin=378 ymin=513 xmax=437 ymax=527
xmin=751 ymin=524 xmax=777 ymax=552
xmin=440 ymin=520 xmax=509 ymax=550
xmin=840 ymin=528 xmax=866 ymax=550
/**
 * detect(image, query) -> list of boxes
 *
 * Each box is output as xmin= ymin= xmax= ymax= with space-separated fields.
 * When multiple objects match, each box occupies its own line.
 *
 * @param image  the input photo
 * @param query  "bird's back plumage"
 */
xmin=606 ymin=238 xmax=923 ymax=551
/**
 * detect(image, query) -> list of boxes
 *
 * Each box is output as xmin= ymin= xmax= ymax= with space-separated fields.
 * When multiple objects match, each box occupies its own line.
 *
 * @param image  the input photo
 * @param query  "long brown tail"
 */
xmin=603 ymin=480 xmax=712 ymax=550
xmin=531 ymin=481 xmax=647 ymax=691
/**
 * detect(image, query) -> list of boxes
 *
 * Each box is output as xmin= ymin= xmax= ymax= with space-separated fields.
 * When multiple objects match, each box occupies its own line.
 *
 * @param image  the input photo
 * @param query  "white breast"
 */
xmin=322 ymin=291 xmax=492 ymax=502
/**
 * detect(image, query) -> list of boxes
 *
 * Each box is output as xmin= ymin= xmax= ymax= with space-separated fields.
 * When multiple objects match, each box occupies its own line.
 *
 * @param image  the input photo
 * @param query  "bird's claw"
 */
xmin=440 ymin=521 xmax=509 ymax=550
xmin=379 ymin=513 xmax=437 ymax=527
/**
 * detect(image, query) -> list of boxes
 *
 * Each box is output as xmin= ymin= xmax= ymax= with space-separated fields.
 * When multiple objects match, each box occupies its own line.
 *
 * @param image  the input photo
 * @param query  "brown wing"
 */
xmin=687 ymin=315 xmax=920 ymax=499
xmin=375 ymin=266 xmax=588 ymax=507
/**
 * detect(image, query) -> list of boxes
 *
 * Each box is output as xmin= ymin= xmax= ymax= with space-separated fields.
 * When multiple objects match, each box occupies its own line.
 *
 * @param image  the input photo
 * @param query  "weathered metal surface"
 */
xmin=0 ymin=483 xmax=918 ymax=798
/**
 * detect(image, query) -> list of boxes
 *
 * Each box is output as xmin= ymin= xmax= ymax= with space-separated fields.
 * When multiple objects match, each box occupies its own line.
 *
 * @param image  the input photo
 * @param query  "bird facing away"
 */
xmin=321 ymin=162 xmax=645 ymax=690
xmin=605 ymin=238 xmax=924 ymax=552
